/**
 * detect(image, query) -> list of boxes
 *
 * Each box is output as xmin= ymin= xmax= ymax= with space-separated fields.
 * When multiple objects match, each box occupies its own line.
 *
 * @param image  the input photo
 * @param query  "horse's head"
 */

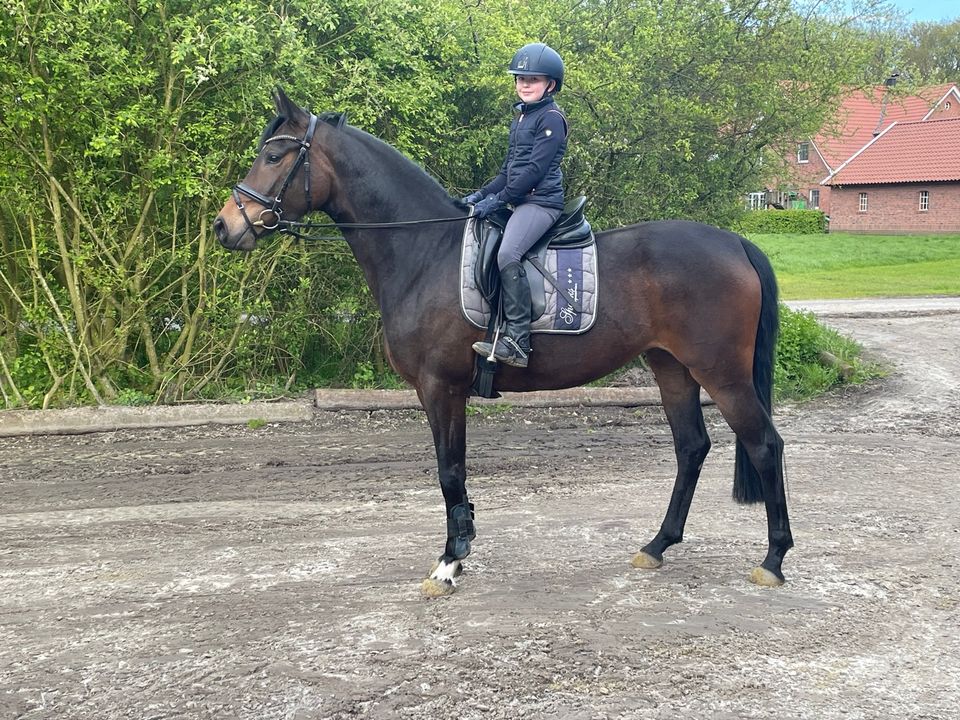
xmin=214 ymin=88 xmax=339 ymax=251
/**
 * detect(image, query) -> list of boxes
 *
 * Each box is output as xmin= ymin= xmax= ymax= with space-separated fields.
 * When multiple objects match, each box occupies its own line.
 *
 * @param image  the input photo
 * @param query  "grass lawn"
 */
xmin=747 ymin=232 xmax=960 ymax=299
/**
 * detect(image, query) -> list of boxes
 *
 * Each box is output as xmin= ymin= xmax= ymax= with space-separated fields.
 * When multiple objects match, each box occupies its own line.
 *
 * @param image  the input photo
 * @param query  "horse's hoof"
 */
xmin=421 ymin=577 xmax=456 ymax=598
xmin=631 ymin=551 xmax=663 ymax=569
xmin=422 ymin=557 xmax=462 ymax=597
xmin=750 ymin=567 xmax=785 ymax=587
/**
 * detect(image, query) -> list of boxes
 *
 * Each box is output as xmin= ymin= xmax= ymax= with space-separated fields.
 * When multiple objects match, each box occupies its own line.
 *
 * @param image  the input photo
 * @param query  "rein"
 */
xmin=276 ymin=215 xmax=471 ymax=242
xmin=233 ymin=110 xmax=471 ymax=242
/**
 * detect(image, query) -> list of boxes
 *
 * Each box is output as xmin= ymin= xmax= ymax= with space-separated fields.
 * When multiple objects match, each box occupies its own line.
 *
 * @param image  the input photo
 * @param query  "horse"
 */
xmin=214 ymin=88 xmax=793 ymax=596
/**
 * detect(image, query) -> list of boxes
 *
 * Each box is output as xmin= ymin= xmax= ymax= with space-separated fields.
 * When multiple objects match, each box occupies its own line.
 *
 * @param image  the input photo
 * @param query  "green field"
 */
xmin=748 ymin=233 xmax=960 ymax=299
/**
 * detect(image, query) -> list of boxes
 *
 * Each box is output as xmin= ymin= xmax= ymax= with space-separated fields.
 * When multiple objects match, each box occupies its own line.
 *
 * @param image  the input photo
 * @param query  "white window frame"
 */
xmin=859 ymin=192 xmax=868 ymax=213
xmin=797 ymin=142 xmax=810 ymax=164
xmin=919 ymin=190 xmax=929 ymax=212
xmin=748 ymin=192 xmax=766 ymax=210
xmin=809 ymin=189 xmax=820 ymax=209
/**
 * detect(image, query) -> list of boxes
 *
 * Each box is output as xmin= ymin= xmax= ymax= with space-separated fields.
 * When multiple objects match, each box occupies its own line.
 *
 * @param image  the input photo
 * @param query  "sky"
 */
xmin=886 ymin=0 xmax=958 ymax=23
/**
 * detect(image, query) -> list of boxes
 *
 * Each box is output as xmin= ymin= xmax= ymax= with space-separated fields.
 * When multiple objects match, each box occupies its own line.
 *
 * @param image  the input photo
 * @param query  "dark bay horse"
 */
xmin=214 ymin=89 xmax=792 ymax=596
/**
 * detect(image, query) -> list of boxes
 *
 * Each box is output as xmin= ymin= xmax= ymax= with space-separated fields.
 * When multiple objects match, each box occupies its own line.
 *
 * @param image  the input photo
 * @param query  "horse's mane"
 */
xmin=320 ymin=113 xmax=457 ymax=206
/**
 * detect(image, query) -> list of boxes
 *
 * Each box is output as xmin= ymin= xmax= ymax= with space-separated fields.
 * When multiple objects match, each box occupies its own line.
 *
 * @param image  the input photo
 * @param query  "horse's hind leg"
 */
xmin=701 ymin=380 xmax=793 ymax=586
xmin=633 ymin=349 xmax=712 ymax=570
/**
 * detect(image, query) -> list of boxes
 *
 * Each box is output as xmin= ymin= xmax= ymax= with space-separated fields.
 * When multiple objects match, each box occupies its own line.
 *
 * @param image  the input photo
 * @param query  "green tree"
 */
xmin=902 ymin=19 xmax=960 ymax=81
xmin=0 ymin=0 xmax=469 ymax=406
xmin=0 ymin=0 xmax=904 ymax=408
xmin=444 ymin=0 xmax=886 ymax=228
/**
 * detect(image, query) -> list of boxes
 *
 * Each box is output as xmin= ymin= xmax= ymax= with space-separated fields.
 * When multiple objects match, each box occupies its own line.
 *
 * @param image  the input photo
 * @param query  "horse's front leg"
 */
xmin=416 ymin=379 xmax=473 ymax=597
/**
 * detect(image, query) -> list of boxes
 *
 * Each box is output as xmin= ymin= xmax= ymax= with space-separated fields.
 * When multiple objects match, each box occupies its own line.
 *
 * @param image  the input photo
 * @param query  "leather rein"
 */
xmin=232 ymin=112 xmax=470 ymax=242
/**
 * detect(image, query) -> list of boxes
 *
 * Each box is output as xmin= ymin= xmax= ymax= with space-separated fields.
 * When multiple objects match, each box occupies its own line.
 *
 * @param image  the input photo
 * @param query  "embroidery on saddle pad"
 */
xmin=459 ymin=217 xmax=599 ymax=334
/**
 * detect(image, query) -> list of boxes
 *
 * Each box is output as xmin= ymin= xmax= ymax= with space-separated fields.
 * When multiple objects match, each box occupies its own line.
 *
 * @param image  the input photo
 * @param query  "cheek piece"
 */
xmin=232 ymin=113 xmax=320 ymax=237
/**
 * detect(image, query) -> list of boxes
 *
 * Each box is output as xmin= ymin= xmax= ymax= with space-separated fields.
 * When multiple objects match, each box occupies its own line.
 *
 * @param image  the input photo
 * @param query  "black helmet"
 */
xmin=508 ymin=43 xmax=564 ymax=93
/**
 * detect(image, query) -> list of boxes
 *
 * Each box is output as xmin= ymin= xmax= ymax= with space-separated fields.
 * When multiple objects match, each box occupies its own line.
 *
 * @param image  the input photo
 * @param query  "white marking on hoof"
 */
xmin=631 ymin=551 xmax=663 ymax=569
xmin=750 ymin=567 xmax=785 ymax=587
xmin=421 ymin=558 xmax=461 ymax=598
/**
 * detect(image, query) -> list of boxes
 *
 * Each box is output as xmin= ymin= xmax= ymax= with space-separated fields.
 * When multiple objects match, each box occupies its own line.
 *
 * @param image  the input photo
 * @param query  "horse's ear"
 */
xmin=272 ymin=86 xmax=299 ymax=119
xmin=318 ymin=111 xmax=348 ymax=129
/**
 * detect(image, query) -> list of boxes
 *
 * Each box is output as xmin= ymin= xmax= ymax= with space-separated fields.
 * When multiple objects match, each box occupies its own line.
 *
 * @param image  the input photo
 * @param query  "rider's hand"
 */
xmin=462 ymin=191 xmax=484 ymax=204
xmin=473 ymin=195 xmax=503 ymax=219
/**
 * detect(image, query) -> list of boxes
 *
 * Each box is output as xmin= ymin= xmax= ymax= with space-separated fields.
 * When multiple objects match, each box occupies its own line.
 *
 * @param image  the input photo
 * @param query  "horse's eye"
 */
xmin=266 ymin=153 xmax=282 ymax=164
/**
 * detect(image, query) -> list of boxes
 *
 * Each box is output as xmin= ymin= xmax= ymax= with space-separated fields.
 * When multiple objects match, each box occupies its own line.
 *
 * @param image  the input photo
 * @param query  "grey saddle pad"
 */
xmin=459 ymin=216 xmax=598 ymax=334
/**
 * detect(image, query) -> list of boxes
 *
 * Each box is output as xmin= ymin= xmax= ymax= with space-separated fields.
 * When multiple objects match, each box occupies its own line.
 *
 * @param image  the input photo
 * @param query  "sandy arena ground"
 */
xmin=1 ymin=300 xmax=958 ymax=719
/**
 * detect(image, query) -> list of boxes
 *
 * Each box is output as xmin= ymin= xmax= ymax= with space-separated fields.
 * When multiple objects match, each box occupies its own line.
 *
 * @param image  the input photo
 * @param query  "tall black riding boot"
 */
xmin=472 ymin=261 xmax=532 ymax=368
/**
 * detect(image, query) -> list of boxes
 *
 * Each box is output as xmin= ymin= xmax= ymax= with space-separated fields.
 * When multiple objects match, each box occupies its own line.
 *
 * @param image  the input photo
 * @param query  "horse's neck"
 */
xmin=326 ymin=132 xmax=463 ymax=308
xmin=327 ymin=131 xmax=458 ymax=227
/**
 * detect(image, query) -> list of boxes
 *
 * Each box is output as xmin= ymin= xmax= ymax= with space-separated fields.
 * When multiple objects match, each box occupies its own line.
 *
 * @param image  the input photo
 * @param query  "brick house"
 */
xmin=824 ymin=117 xmax=960 ymax=233
xmin=753 ymin=83 xmax=960 ymax=226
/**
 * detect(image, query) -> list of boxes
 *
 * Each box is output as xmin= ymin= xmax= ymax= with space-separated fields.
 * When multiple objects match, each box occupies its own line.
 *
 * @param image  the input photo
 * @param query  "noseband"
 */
xmin=232 ymin=113 xmax=320 ymax=237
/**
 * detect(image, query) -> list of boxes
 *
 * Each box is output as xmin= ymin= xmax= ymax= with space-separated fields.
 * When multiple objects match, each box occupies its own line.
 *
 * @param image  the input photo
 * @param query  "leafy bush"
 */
xmin=775 ymin=304 xmax=882 ymax=400
xmin=738 ymin=210 xmax=828 ymax=234
xmin=0 ymin=0 xmax=882 ymax=408
xmin=116 ymin=389 xmax=154 ymax=407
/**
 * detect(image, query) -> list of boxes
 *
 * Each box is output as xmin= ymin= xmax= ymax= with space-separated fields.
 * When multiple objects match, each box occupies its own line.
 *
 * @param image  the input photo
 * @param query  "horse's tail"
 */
xmin=732 ymin=238 xmax=779 ymax=504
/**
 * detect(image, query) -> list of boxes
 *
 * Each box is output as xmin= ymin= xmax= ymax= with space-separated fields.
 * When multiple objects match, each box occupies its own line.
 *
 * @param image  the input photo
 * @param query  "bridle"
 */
xmin=231 ymin=113 xmax=320 ymax=238
xmin=231 ymin=111 xmax=472 ymax=242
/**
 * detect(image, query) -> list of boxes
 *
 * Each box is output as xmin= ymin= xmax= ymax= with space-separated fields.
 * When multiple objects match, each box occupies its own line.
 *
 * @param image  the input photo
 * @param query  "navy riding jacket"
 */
xmin=479 ymin=96 xmax=568 ymax=210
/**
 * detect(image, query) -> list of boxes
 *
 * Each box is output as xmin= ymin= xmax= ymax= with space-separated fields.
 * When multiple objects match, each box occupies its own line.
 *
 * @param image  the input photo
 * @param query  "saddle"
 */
xmin=474 ymin=196 xmax=593 ymax=318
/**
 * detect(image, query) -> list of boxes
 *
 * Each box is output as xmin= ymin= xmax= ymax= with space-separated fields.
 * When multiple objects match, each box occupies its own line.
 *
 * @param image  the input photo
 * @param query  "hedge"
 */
xmin=738 ymin=210 xmax=828 ymax=234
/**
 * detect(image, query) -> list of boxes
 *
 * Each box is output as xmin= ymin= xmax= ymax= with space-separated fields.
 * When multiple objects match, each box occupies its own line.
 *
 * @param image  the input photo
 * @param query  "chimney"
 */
xmin=873 ymin=72 xmax=900 ymax=135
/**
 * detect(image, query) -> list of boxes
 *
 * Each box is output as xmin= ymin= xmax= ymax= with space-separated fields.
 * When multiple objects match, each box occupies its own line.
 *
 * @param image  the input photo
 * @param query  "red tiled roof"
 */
xmin=825 ymin=117 xmax=960 ymax=185
xmin=814 ymin=84 xmax=958 ymax=169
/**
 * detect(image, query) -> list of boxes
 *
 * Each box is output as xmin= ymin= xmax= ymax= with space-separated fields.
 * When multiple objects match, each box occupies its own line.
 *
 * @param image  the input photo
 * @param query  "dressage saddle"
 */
xmin=473 ymin=195 xmax=593 ymax=318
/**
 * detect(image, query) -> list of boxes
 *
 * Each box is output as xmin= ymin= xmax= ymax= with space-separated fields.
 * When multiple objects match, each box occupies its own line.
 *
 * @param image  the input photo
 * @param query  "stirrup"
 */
xmin=472 ymin=340 xmax=495 ymax=359
xmin=493 ymin=337 xmax=529 ymax=368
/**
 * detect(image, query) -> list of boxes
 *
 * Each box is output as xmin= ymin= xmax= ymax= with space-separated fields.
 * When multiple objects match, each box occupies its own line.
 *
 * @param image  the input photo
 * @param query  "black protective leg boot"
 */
xmin=472 ymin=262 xmax=532 ymax=367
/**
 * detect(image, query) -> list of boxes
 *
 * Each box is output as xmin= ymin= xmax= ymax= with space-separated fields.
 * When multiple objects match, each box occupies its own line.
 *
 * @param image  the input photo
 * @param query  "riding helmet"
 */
xmin=508 ymin=43 xmax=564 ymax=93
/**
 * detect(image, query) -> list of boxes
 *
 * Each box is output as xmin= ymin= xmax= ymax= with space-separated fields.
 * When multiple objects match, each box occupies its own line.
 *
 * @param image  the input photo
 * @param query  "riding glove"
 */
xmin=473 ymin=196 xmax=503 ymax=219
xmin=462 ymin=191 xmax=484 ymax=204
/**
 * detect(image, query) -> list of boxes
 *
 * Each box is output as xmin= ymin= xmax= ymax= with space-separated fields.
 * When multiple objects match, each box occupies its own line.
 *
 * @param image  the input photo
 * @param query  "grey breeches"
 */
xmin=497 ymin=203 xmax=562 ymax=268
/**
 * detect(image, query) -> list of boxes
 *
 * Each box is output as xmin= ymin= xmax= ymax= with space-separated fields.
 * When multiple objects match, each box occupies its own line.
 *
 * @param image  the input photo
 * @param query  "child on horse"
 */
xmin=464 ymin=43 xmax=568 ymax=368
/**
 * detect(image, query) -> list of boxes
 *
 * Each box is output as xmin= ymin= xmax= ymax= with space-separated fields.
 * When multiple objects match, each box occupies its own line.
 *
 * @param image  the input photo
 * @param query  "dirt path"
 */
xmin=1 ymin=302 xmax=958 ymax=719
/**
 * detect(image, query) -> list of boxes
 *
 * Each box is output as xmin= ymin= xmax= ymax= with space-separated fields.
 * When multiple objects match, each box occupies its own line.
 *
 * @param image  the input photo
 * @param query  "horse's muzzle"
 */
xmin=213 ymin=212 xmax=256 ymax=251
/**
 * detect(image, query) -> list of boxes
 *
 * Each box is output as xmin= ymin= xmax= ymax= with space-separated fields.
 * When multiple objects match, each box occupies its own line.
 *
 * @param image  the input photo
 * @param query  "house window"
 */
xmin=859 ymin=192 xmax=868 ymax=212
xmin=919 ymin=190 xmax=929 ymax=211
xmin=946 ymin=101 xmax=953 ymax=110
xmin=809 ymin=189 xmax=820 ymax=209
xmin=797 ymin=142 xmax=810 ymax=163
xmin=748 ymin=192 xmax=766 ymax=210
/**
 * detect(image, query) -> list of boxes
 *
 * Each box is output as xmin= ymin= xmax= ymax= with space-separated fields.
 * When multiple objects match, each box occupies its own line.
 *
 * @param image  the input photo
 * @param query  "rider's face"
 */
xmin=515 ymin=74 xmax=554 ymax=103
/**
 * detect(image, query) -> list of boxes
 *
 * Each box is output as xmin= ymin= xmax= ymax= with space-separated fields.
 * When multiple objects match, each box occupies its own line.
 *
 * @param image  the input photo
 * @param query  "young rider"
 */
xmin=464 ymin=42 xmax=568 ymax=368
